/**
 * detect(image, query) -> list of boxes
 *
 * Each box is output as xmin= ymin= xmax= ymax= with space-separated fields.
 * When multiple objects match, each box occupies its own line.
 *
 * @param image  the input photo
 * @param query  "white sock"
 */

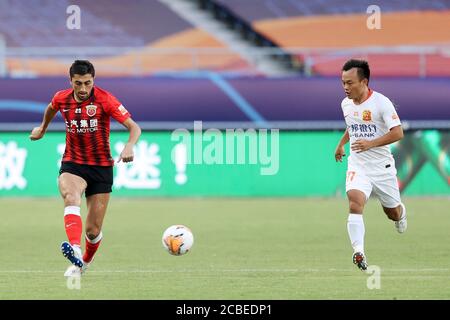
xmin=347 ymin=213 xmax=365 ymax=253
xmin=73 ymin=244 xmax=82 ymax=259
xmin=400 ymin=203 xmax=406 ymax=219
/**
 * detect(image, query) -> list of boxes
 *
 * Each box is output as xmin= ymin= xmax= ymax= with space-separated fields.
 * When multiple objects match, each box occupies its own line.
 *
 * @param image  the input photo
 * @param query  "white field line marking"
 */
xmin=0 ymin=268 xmax=449 ymax=274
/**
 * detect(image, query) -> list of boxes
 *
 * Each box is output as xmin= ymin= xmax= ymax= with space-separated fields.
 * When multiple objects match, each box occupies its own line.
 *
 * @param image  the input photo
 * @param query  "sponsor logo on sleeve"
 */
xmin=118 ymin=104 xmax=128 ymax=115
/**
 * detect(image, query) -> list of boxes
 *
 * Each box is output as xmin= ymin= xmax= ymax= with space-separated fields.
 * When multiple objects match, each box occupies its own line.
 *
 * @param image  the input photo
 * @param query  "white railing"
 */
xmin=298 ymin=45 xmax=450 ymax=78
xmin=2 ymin=45 xmax=450 ymax=77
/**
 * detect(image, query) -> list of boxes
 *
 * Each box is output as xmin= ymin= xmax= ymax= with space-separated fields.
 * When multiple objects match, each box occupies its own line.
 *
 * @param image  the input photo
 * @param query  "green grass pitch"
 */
xmin=0 ymin=197 xmax=449 ymax=299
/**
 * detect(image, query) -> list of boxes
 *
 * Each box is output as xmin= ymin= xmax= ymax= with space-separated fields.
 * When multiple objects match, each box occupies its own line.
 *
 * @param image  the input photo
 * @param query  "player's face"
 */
xmin=341 ymin=68 xmax=367 ymax=100
xmin=71 ymin=74 xmax=94 ymax=102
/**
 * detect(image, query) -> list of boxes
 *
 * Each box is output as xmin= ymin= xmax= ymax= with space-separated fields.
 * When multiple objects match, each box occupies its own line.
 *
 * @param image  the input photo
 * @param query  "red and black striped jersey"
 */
xmin=51 ymin=86 xmax=130 ymax=166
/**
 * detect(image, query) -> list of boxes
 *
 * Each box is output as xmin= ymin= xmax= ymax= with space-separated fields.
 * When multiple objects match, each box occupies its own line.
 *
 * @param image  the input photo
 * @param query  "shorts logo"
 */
xmin=362 ymin=110 xmax=372 ymax=121
xmin=86 ymin=105 xmax=97 ymax=117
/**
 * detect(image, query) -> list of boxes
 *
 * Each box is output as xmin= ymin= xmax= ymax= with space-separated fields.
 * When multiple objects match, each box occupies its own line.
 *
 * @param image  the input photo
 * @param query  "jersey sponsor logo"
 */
xmin=349 ymin=123 xmax=377 ymax=138
xmin=86 ymin=104 xmax=97 ymax=117
xmin=65 ymin=119 xmax=98 ymax=134
xmin=362 ymin=110 xmax=372 ymax=121
xmin=118 ymin=104 xmax=128 ymax=115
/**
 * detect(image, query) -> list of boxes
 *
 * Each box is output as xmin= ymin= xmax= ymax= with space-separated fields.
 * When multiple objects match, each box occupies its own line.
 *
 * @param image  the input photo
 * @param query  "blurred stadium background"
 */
xmin=0 ymin=0 xmax=449 ymax=300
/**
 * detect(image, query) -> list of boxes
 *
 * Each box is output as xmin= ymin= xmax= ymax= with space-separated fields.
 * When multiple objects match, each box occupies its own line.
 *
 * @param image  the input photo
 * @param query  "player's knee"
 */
xmin=85 ymin=227 xmax=101 ymax=240
xmin=349 ymin=200 xmax=364 ymax=214
xmin=62 ymin=191 xmax=81 ymax=206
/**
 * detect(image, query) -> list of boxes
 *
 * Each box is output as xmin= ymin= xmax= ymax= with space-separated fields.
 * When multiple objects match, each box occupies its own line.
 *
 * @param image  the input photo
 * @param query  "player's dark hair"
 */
xmin=342 ymin=59 xmax=370 ymax=83
xmin=70 ymin=60 xmax=95 ymax=78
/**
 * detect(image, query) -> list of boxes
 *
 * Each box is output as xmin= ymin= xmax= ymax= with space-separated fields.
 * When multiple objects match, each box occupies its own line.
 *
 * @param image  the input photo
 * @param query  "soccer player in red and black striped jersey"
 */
xmin=30 ymin=60 xmax=141 ymax=277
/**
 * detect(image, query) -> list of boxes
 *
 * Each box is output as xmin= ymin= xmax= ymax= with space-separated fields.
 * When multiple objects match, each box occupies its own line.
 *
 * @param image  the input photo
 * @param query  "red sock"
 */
xmin=64 ymin=206 xmax=82 ymax=246
xmin=83 ymin=232 xmax=102 ymax=263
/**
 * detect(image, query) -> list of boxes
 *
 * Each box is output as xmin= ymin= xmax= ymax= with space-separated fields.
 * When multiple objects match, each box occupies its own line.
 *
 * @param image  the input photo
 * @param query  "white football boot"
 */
xmin=62 ymin=242 xmax=85 ymax=277
xmin=64 ymin=261 xmax=92 ymax=277
xmin=61 ymin=241 xmax=83 ymax=268
xmin=64 ymin=265 xmax=82 ymax=277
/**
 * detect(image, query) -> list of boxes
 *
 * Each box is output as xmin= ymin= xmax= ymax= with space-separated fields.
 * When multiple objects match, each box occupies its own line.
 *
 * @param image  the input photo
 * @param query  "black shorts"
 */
xmin=59 ymin=161 xmax=113 ymax=197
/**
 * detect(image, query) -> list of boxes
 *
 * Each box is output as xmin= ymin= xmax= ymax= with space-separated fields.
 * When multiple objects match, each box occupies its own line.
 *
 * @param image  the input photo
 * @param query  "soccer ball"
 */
xmin=162 ymin=225 xmax=194 ymax=256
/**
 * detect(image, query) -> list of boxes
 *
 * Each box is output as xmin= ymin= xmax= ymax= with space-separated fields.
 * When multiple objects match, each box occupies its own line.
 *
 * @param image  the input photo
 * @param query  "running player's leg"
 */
xmin=345 ymin=168 xmax=372 ymax=271
xmin=83 ymin=193 xmax=110 ymax=266
xmin=58 ymin=171 xmax=87 ymax=267
xmin=372 ymin=172 xmax=407 ymax=233
xmin=382 ymin=205 xmax=403 ymax=221
xmin=81 ymin=164 xmax=113 ymax=271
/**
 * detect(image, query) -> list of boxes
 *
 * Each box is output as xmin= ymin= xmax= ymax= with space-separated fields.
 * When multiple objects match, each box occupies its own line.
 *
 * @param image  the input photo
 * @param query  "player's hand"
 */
xmin=118 ymin=144 xmax=134 ymax=163
xmin=351 ymin=139 xmax=373 ymax=153
xmin=29 ymin=126 xmax=46 ymax=141
xmin=335 ymin=145 xmax=346 ymax=162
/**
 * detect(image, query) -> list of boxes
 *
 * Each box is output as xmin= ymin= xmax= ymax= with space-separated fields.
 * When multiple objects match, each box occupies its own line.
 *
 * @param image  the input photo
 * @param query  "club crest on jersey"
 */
xmin=362 ymin=110 xmax=372 ymax=121
xmin=86 ymin=104 xmax=97 ymax=117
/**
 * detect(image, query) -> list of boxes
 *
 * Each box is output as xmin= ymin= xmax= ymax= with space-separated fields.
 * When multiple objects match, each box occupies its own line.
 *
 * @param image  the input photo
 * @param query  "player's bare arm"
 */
xmin=30 ymin=103 xmax=58 ymax=141
xmin=118 ymin=118 xmax=142 ymax=163
xmin=335 ymin=128 xmax=349 ymax=162
xmin=351 ymin=125 xmax=403 ymax=153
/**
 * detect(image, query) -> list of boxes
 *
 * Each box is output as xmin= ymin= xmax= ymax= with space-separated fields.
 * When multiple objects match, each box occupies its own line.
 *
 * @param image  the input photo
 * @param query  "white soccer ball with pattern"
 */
xmin=162 ymin=225 xmax=194 ymax=256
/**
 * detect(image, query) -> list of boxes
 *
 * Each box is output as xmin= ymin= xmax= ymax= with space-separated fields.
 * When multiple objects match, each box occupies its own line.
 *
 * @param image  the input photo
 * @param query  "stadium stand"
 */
xmin=0 ymin=0 xmax=254 ymax=76
xmin=214 ymin=0 xmax=450 ymax=76
xmin=0 ymin=0 xmax=193 ymax=47
xmin=214 ymin=0 xmax=450 ymax=21
xmin=0 ymin=0 xmax=449 ymax=76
